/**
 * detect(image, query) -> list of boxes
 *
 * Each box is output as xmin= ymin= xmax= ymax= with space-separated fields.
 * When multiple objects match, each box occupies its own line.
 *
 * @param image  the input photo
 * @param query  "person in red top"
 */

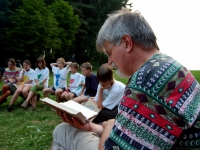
xmin=0 ymin=58 xmax=20 ymax=105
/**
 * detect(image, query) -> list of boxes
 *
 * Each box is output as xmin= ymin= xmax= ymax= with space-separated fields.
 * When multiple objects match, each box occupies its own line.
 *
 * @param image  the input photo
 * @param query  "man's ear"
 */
xmin=122 ymin=35 xmax=133 ymax=53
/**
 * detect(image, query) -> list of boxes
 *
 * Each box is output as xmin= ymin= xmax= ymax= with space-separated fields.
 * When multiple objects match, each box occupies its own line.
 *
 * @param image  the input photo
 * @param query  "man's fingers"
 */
xmin=57 ymin=111 xmax=77 ymax=127
xmin=56 ymin=110 xmax=60 ymax=116
xmin=72 ymin=117 xmax=82 ymax=127
xmin=63 ymin=113 xmax=74 ymax=125
xmin=58 ymin=111 xmax=66 ymax=123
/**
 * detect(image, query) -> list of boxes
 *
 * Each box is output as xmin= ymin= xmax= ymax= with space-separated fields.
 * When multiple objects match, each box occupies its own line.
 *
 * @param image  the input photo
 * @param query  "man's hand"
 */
xmin=57 ymin=110 xmax=91 ymax=131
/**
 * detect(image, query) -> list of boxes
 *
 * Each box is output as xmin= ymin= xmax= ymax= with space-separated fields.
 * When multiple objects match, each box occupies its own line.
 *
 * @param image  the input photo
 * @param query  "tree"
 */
xmin=49 ymin=0 xmax=81 ymax=59
xmin=0 ymin=0 xmax=24 ymax=64
xmin=67 ymin=0 xmax=132 ymax=69
xmin=0 ymin=0 xmax=132 ymax=68
xmin=4 ymin=0 xmax=61 ymax=63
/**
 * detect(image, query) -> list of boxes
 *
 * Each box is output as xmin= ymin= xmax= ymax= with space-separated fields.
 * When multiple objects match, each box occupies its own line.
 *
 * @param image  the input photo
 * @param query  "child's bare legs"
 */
xmin=73 ymin=95 xmax=89 ymax=104
xmin=9 ymin=85 xmax=24 ymax=106
xmin=55 ymin=89 xmax=64 ymax=102
xmin=43 ymin=88 xmax=54 ymax=98
xmin=69 ymin=93 xmax=75 ymax=100
xmin=7 ymin=85 xmax=25 ymax=112
xmin=60 ymin=91 xmax=69 ymax=101
xmin=21 ymin=90 xmax=34 ymax=108
xmin=26 ymin=91 xmax=34 ymax=102
xmin=22 ymin=85 xmax=32 ymax=99
xmin=61 ymin=91 xmax=75 ymax=101
xmin=29 ymin=95 xmax=37 ymax=110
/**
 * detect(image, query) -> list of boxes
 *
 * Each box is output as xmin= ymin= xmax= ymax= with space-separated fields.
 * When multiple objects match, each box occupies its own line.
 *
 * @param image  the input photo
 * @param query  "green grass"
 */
xmin=191 ymin=70 xmax=200 ymax=83
xmin=0 ymin=72 xmax=60 ymax=150
xmin=0 ymin=70 xmax=199 ymax=150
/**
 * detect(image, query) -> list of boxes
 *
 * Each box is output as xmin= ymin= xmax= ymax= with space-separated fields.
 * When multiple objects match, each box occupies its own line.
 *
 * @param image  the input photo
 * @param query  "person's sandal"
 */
xmin=28 ymin=105 xmax=35 ymax=111
xmin=21 ymin=101 xmax=29 ymax=108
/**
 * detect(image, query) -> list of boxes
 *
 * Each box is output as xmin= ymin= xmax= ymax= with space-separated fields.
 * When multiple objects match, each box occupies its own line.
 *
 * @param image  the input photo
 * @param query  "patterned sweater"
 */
xmin=104 ymin=54 xmax=200 ymax=150
xmin=2 ymin=67 xmax=20 ymax=84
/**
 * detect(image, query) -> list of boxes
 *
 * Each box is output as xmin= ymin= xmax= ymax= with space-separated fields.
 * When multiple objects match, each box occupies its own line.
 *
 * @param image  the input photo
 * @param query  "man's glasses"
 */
xmin=103 ymin=42 xmax=116 ymax=57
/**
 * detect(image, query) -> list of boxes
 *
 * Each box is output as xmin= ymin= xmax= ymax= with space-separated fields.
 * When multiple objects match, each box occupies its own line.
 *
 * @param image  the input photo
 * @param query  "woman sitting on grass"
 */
xmin=21 ymin=57 xmax=49 ymax=111
xmin=0 ymin=58 xmax=20 ymax=106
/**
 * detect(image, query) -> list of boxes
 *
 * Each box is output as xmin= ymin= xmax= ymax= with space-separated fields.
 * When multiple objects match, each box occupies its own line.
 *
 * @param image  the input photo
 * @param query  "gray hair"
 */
xmin=96 ymin=7 xmax=159 ymax=52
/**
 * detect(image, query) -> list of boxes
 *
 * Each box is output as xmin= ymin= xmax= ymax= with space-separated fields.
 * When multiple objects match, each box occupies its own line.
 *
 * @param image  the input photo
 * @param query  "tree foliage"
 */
xmin=0 ymin=0 xmax=81 ymax=66
xmin=49 ymin=0 xmax=81 ymax=58
xmin=4 ymin=0 xmax=61 ymax=62
xmin=0 ymin=0 xmax=132 ymax=68
xmin=68 ymin=0 xmax=132 ymax=69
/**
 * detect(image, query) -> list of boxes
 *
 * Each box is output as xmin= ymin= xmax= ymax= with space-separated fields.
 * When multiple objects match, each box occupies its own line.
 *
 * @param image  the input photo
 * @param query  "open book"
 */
xmin=40 ymin=97 xmax=99 ymax=124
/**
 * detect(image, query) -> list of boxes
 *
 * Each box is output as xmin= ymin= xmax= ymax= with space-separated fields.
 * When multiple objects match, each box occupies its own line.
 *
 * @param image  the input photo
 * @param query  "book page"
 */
xmin=40 ymin=98 xmax=86 ymax=124
xmin=60 ymin=100 xmax=98 ymax=120
xmin=84 ymin=99 xmax=100 ymax=113
xmin=40 ymin=98 xmax=98 ymax=123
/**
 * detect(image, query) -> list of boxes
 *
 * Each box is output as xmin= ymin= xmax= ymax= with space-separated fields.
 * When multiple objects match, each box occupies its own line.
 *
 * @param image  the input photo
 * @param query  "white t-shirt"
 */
xmin=68 ymin=72 xmax=85 ymax=96
xmin=34 ymin=67 xmax=50 ymax=88
xmin=19 ymin=68 xmax=35 ymax=86
xmin=52 ymin=65 xmax=70 ymax=90
xmin=95 ymin=80 xmax=125 ymax=110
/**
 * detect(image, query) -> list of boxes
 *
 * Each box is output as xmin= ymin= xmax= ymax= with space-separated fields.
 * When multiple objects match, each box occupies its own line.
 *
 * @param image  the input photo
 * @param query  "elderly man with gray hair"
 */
xmin=51 ymin=8 xmax=200 ymax=150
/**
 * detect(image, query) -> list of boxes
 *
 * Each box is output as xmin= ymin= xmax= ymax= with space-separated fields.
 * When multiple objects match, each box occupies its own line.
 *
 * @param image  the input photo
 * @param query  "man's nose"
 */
xmin=108 ymin=57 xmax=113 ymax=66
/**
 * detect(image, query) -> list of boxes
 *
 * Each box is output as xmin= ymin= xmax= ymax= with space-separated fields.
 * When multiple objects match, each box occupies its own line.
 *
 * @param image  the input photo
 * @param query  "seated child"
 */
xmin=91 ymin=63 xmax=125 ymax=124
xmin=0 ymin=58 xmax=20 ymax=105
xmin=7 ymin=59 xmax=35 ymax=112
xmin=42 ymin=58 xmax=71 ymax=102
xmin=61 ymin=62 xmax=85 ymax=101
xmin=21 ymin=57 xmax=49 ymax=111
xmin=73 ymin=62 xmax=99 ymax=103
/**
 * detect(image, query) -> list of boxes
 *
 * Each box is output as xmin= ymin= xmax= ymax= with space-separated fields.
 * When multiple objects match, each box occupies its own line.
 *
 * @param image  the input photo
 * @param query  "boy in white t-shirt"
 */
xmin=42 ymin=58 xmax=71 ymax=102
xmin=91 ymin=63 xmax=125 ymax=124
xmin=61 ymin=63 xmax=85 ymax=101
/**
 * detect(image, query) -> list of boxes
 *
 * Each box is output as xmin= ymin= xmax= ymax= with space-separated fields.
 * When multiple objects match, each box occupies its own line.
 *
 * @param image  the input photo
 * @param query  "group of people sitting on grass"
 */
xmin=0 ymin=57 xmax=125 ymax=123
xmin=2 ymin=8 xmax=200 ymax=150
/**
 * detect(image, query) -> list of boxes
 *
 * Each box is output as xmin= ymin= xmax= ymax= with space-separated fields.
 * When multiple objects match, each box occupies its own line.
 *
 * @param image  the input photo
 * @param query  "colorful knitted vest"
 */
xmin=104 ymin=54 xmax=200 ymax=150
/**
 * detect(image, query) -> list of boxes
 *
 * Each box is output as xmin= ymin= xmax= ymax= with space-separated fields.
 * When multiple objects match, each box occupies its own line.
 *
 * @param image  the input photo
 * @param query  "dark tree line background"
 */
xmin=0 ymin=0 xmax=132 ymax=69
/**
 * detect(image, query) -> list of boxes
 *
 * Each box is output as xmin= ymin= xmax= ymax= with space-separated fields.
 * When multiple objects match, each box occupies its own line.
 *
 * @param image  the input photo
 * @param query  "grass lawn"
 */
xmin=0 ymin=70 xmax=199 ymax=150
xmin=0 ymin=72 xmax=61 ymax=150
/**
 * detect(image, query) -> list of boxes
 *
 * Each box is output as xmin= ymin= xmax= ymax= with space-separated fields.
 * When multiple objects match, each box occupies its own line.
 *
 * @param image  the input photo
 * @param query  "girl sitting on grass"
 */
xmin=21 ymin=57 xmax=49 ymax=111
xmin=0 ymin=58 xmax=20 ymax=106
xmin=7 ymin=59 xmax=35 ymax=112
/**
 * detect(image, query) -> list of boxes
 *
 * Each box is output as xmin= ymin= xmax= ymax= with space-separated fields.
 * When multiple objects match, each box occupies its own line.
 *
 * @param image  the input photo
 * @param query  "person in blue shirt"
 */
xmin=73 ymin=62 xmax=99 ymax=104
